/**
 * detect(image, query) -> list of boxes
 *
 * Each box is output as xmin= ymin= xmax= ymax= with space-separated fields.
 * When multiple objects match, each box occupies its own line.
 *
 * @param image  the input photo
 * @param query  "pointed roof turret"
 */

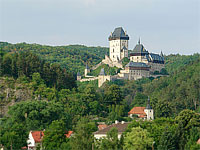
xmin=138 ymin=37 xmax=141 ymax=45
xmin=99 ymin=68 xmax=106 ymax=76
xmin=131 ymin=40 xmax=149 ymax=55
xmin=160 ymin=51 xmax=164 ymax=57
xmin=77 ymin=72 xmax=81 ymax=76
xmin=85 ymin=63 xmax=89 ymax=69
xmin=145 ymin=96 xmax=152 ymax=109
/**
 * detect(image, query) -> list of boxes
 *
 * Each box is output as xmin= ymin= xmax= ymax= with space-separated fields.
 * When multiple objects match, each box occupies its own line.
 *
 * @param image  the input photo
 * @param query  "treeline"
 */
xmin=0 ymin=42 xmax=109 ymax=74
xmin=165 ymin=53 xmax=200 ymax=74
xmin=0 ymin=51 xmax=76 ymax=90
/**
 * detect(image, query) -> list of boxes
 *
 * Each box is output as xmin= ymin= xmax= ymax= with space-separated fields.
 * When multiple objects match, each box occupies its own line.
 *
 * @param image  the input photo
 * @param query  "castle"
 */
xmin=78 ymin=27 xmax=165 ymax=87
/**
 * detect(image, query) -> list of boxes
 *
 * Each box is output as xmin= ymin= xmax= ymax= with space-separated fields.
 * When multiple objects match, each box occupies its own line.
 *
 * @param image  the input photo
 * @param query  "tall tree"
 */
xmin=42 ymin=120 xmax=68 ymax=150
xmin=123 ymin=127 xmax=153 ymax=150
xmin=70 ymin=117 xmax=97 ymax=150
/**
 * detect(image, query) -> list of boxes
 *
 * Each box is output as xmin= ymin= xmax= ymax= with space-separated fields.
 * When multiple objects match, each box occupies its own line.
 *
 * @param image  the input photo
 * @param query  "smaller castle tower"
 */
xmin=98 ymin=68 xmax=112 ymax=87
xmin=85 ymin=64 xmax=90 ymax=77
xmin=77 ymin=72 xmax=81 ymax=81
xmin=144 ymin=97 xmax=154 ymax=120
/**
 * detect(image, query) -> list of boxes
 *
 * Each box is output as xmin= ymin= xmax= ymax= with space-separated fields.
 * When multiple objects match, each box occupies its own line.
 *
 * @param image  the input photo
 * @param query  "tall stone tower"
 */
xmin=108 ymin=27 xmax=129 ymax=62
xmin=144 ymin=97 xmax=154 ymax=120
xmin=84 ymin=64 xmax=90 ymax=76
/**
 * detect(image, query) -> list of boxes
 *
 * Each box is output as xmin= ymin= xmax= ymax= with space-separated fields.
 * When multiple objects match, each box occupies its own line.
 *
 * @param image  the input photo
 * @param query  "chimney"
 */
xmin=115 ymin=120 xmax=119 ymax=124
xmin=121 ymin=121 xmax=125 ymax=124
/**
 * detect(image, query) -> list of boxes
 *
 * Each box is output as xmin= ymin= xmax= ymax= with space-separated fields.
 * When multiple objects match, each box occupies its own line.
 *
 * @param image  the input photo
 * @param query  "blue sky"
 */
xmin=0 ymin=0 xmax=199 ymax=55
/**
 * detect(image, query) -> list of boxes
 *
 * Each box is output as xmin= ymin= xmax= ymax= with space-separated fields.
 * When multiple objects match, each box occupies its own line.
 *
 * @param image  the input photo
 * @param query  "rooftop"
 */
xmin=128 ymin=107 xmax=146 ymax=115
xmin=132 ymin=40 xmax=149 ymax=54
xmin=31 ymin=131 xmax=44 ymax=143
xmin=125 ymin=61 xmax=150 ymax=68
xmin=64 ymin=131 xmax=73 ymax=138
xmin=94 ymin=122 xmax=130 ymax=135
xmin=109 ymin=27 xmax=129 ymax=40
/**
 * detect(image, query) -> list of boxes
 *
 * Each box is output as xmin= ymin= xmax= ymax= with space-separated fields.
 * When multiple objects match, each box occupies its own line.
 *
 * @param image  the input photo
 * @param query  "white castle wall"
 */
xmin=109 ymin=39 xmax=128 ymax=62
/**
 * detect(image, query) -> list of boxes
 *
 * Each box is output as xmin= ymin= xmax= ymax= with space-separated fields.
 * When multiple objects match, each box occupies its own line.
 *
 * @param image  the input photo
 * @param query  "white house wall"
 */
xmin=27 ymin=132 xmax=35 ymax=150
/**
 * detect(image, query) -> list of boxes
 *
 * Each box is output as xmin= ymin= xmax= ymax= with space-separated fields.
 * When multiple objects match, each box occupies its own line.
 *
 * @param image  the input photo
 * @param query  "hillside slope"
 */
xmin=0 ymin=42 xmax=109 ymax=74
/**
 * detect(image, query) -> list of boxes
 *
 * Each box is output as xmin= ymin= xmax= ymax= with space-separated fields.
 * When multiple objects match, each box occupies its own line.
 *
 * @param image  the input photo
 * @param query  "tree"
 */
xmin=83 ymin=85 xmax=100 ymax=115
xmin=184 ymin=127 xmax=200 ymax=150
xmin=157 ymin=126 xmax=177 ymax=150
xmin=42 ymin=120 xmax=68 ymax=150
xmin=70 ymin=117 xmax=97 ymax=150
xmin=7 ymin=101 xmax=70 ymax=130
xmin=131 ymin=92 xmax=147 ymax=107
xmin=0 ymin=123 xmax=27 ymax=150
xmin=155 ymin=100 xmax=172 ymax=118
xmin=123 ymin=127 xmax=153 ymax=150
xmin=104 ymin=84 xmax=122 ymax=105
xmin=175 ymin=109 xmax=200 ymax=150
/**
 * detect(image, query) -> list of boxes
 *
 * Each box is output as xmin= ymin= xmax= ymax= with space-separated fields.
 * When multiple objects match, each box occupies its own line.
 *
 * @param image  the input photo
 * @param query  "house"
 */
xmin=27 ymin=131 xmax=44 ymax=150
xmin=128 ymin=97 xmax=154 ymax=120
xmin=94 ymin=121 xmax=130 ymax=139
xmin=128 ymin=107 xmax=147 ymax=118
xmin=27 ymin=131 xmax=73 ymax=150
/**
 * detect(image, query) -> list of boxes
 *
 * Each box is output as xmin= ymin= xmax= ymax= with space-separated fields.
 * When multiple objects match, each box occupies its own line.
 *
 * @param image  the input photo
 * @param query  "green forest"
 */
xmin=0 ymin=42 xmax=200 ymax=150
xmin=0 ymin=42 xmax=108 ymax=74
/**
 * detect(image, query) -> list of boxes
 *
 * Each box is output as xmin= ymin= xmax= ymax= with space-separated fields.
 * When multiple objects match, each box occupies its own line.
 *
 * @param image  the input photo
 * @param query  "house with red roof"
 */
xmin=27 ymin=130 xmax=73 ymax=150
xmin=128 ymin=97 xmax=154 ymax=120
xmin=27 ymin=131 xmax=44 ymax=150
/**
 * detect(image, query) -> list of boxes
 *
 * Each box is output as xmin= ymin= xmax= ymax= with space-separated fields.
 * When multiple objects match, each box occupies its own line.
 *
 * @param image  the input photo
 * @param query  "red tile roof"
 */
xmin=65 ymin=131 xmax=73 ymax=138
xmin=98 ymin=124 xmax=108 ymax=130
xmin=31 ymin=131 xmax=44 ymax=143
xmin=128 ymin=107 xmax=146 ymax=115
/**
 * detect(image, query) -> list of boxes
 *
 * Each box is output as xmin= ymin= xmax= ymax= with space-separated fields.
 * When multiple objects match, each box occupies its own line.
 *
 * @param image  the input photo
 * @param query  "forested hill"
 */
xmin=165 ymin=53 xmax=200 ymax=74
xmin=0 ymin=42 xmax=109 ymax=73
xmin=1 ymin=42 xmax=200 ymax=75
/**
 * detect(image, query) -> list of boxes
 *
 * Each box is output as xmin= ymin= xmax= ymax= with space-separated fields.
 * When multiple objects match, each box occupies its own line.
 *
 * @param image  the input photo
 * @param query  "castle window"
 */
xmin=113 ymin=49 xmax=114 ymax=52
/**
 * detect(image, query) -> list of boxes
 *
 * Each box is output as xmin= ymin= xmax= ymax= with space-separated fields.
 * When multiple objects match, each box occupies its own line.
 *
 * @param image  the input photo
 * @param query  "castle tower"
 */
xmin=98 ymin=68 xmax=111 ymax=87
xmin=144 ymin=97 xmax=154 ymax=120
xmin=130 ymin=39 xmax=149 ymax=63
xmin=77 ymin=72 xmax=81 ymax=81
xmin=108 ymin=27 xmax=129 ymax=62
xmin=84 ymin=64 xmax=90 ymax=76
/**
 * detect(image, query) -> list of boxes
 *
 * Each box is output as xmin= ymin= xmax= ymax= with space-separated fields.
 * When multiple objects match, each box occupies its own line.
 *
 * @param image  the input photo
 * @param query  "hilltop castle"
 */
xmin=79 ymin=27 xmax=166 ymax=87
